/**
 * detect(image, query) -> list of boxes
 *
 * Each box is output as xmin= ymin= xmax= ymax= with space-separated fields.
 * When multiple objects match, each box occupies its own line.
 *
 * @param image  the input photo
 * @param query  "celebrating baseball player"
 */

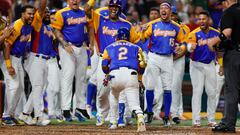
xmin=187 ymin=11 xmax=219 ymax=127
xmin=19 ymin=0 xmax=59 ymax=125
xmin=91 ymin=0 xmax=141 ymax=126
xmin=141 ymin=1 xmax=186 ymax=127
xmin=2 ymin=5 xmax=34 ymax=125
xmin=170 ymin=6 xmax=190 ymax=124
xmin=52 ymin=0 xmax=94 ymax=121
xmin=102 ymin=27 xmax=146 ymax=132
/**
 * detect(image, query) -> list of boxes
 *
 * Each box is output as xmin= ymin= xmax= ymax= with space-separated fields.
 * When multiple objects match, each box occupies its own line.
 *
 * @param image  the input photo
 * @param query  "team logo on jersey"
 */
xmin=153 ymin=28 xmax=176 ymax=37
xmin=102 ymin=26 xmax=118 ymax=36
xmin=43 ymin=26 xmax=54 ymax=38
xmin=198 ymin=36 xmax=217 ymax=46
xmin=20 ymin=34 xmax=31 ymax=42
xmin=67 ymin=16 xmax=87 ymax=25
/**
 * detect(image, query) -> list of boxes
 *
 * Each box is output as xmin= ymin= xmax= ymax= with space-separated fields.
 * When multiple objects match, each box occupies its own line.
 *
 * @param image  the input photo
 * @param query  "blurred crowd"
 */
xmin=1 ymin=0 xmax=237 ymax=30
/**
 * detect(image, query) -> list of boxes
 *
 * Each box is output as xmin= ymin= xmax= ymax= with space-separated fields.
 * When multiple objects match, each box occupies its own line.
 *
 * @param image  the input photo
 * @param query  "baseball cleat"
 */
xmin=76 ymin=108 xmax=90 ymax=119
xmin=74 ymin=111 xmax=85 ymax=122
xmin=19 ymin=113 xmax=35 ymax=125
xmin=11 ymin=117 xmax=24 ymax=125
xmin=145 ymin=112 xmax=154 ymax=124
xmin=163 ymin=116 xmax=171 ymax=127
xmin=86 ymin=105 xmax=95 ymax=119
xmin=208 ymin=122 xmax=217 ymax=127
xmin=137 ymin=115 xmax=146 ymax=132
xmin=2 ymin=117 xmax=16 ymax=126
xmin=36 ymin=118 xmax=51 ymax=126
xmin=96 ymin=115 xmax=104 ymax=126
xmin=193 ymin=123 xmax=201 ymax=128
xmin=212 ymin=122 xmax=236 ymax=133
xmin=63 ymin=110 xmax=72 ymax=122
xmin=172 ymin=117 xmax=181 ymax=124
xmin=108 ymin=122 xmax=117 ymax=130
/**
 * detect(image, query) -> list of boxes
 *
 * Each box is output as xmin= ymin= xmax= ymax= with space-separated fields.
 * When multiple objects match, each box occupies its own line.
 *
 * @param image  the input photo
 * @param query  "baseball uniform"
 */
xmin=187 ymin=27 xmax=219 ymax=125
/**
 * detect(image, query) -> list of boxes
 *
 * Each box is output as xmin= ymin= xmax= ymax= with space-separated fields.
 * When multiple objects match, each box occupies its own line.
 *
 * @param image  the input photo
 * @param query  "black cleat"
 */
xmin=163 ymin=116 xmax=171 ymax=127
xmin=212 ymin=122 xmax=236 ymax=133
xmin=76 ymin=108 xmax=90 ymax=119
xmin=145 ymin=112 xmax=154 ymax=124
xmin=172 ymin=117 xmax=181 ymax=124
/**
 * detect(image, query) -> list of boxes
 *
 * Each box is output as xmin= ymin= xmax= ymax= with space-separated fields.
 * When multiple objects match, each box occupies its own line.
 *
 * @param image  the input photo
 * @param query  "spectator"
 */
xmin=186 ymin=12 xmax=199 ymax=31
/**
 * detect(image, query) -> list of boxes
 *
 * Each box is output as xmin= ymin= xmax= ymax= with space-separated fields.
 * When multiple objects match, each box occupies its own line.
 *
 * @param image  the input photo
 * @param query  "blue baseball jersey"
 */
xmin=102 ymin=40 xmax=143 ymax=71
xmin=187 ymin=27 xmax=220 ymax=64
xmin=142 ymin=19 xmax=185 ymax=55
xmin=6 ymin=19 xmax=32 ymax=56
xmin=52 ymin=7 xmax=88 ymax=46
xmin=31 ymin=11 xmax=57 ymax=57
xmin=92 ymin=9 xmax=140 ymax=54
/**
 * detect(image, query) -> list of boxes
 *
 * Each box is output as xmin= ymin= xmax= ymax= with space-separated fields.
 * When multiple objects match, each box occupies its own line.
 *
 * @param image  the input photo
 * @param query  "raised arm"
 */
xmin=38 ymin=0 xmax=48 ymax=17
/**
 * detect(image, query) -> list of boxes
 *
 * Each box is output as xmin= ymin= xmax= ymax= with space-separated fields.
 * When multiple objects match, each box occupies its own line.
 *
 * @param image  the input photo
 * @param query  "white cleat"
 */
xmin=109 ymin=122 xmax=117 ymax=130
xmin=96 ymin=115 xmax=104 ymax=126
xmin=86 ymin=105 xmax=95 ymax=119
xmin=137 ymin=115 xmax=146 ymax=132
xmin=19 ymin=113 xmax=35 ymax=125
xmin=36 ymin=118 xmax=51 ymax=126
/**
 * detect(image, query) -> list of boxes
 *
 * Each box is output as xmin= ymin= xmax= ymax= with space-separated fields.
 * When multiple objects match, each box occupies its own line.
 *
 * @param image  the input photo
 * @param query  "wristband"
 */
xmin=5 ymin=59 xmax=12 ymax=68
xmin=219 ymin=33 xmax=227 ymax=42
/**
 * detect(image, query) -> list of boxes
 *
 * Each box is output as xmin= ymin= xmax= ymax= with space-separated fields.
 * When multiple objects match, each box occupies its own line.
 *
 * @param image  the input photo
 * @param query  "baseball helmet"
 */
xmin=109 ymin=0 xmax=122 ymax=8
xmin=117 ymin=27 xmax=130 ymax=41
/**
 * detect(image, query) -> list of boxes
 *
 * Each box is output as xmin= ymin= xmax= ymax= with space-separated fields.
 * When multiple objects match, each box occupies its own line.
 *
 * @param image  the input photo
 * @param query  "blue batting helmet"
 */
xmin=109 ymin=0 xmax=122 ymax=8
xmin=117 ymin=27 xmax=130 ymax=41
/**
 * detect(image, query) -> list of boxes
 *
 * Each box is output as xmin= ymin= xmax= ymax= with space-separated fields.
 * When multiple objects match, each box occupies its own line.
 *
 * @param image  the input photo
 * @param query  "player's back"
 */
xmin=106 ymin=40 xmax=140 ymax=71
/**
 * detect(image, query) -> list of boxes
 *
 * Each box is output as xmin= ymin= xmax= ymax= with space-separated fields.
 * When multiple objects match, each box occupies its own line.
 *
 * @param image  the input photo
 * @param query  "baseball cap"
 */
xmin=171 ymin=6 xmax=177 ymax=14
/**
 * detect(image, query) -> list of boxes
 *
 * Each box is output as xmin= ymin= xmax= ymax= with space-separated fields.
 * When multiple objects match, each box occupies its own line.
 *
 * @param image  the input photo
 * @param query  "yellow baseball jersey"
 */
xmin=142 ymin=19 xmax=185 ymax=55
xmin=5 ymin=19 xmax=32 ymax=56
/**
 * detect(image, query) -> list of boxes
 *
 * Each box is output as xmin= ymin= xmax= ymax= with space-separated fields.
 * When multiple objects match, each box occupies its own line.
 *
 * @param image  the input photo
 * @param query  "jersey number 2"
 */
xmin=118 ymin=47 xmax=128 ymax=60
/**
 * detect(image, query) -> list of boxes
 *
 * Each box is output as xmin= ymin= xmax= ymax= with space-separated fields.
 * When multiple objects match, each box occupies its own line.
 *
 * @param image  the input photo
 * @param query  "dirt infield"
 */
xmin=1 ymin=125 xmax=238 ymax=135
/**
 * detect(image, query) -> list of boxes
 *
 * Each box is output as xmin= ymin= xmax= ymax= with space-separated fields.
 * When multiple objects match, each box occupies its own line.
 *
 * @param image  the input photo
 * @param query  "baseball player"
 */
xmin=86 ymin=2 xmax=128 ymax=121
xmin=0 ymin=16 xmax=14 ymax=125
xmin=102 ymin=27 xmax=146 ymax=132
xmin=19 ymin=2 xmax=61 ymax=125
xmin=142 ymin=7 xmax=164 ymax=123
xmin=187 ymin=11 xmax=219 ymax=127
xmin=92 ymin=0 xmax=141 ymax=126
xmin=2 ymin=5 xmax=34 ymax=125
xmin=141 ymin=1 xmax=186 ymax=126
xmin=170 ymin=6 xmax=190 ymax=124
xmin=215 ymin=53 xmax=224 ymax=108
xmin=52 ymin=0 xmax=94 ymax=121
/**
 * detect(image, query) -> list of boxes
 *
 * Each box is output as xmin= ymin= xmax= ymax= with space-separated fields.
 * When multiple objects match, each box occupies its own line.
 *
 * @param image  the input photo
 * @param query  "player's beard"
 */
xmin=43 ymin=19 xmax=51 ymax=25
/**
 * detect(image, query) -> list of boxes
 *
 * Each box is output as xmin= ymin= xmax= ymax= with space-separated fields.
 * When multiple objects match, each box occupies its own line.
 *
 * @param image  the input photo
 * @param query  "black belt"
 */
xmin=150 ymin=51 xmax=171 ymax=56
xmin=35 ymin=54 xmax=56 ymax=60
xmin=11 ymin=54 xmax=22 ymax=58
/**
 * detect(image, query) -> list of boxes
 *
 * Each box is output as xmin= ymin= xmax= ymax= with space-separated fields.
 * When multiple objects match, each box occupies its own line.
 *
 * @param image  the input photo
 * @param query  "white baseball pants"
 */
xmin=108 ymin=67 xmax=142 ymax=123
xmin=190 ymin=60 xmax=217 ymax=124
xmin=171 ymin=56 xmax=185 ymax=118
xmin=2 ymin=56 xmax=25 ymax=117
xmin=59 ymin=45 xmax=88 ymax=111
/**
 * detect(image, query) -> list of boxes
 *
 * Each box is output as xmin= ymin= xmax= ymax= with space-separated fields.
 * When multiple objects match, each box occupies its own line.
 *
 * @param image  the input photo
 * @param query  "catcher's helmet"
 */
xmin=117 ymin=27 xmax=130 ymax=41
xmin=109 ymin=0 xmax=122 ymax=8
